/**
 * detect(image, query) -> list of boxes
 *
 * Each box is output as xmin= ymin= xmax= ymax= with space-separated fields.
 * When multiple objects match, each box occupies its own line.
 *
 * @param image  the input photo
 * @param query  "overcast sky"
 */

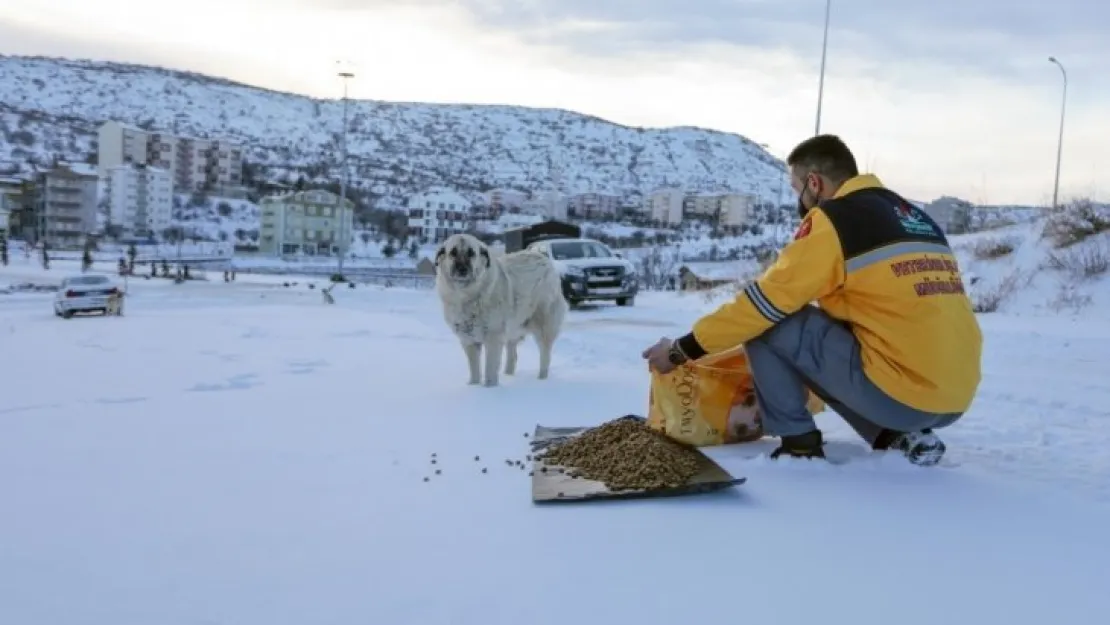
xmin=4 ymin=0 xmax=1108 ymax=205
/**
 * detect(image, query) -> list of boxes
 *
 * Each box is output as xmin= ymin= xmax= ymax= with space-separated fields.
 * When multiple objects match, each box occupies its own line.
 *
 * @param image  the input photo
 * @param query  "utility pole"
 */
xmin=1048 ymin=56 xmax=1067 ymax=210
xmin=815 ymin=0 xmax=832 ymax=135
xmin=337 ymin=65 xmax=354 ymax=276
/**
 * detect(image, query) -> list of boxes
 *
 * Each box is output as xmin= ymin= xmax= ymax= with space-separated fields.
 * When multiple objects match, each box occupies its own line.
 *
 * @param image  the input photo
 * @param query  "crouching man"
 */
xmin=642 ymin=135 xmax=982 ymax=466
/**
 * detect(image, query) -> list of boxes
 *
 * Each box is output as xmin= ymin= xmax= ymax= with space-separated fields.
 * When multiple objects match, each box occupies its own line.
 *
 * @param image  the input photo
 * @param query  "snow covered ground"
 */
xmin=1 ymin=233 xmax=1108 ymax=624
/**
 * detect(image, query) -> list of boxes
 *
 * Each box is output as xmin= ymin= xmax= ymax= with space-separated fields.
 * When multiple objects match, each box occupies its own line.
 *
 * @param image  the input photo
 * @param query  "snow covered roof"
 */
xmin=52 ymin=162 xmax=99 ymax=178
xmin=408 ymin=187 xmax=472 ymax=208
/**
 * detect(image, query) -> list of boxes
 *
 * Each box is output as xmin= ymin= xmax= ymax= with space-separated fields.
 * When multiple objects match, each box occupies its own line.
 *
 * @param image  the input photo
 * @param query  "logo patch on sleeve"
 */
xmin=793 ymin=217 xmax=812 ymax=240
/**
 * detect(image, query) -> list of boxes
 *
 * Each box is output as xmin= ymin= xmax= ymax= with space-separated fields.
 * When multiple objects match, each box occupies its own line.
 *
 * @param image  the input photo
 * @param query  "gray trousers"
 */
xmin=744 ymin=306 xmax=962 ymax=445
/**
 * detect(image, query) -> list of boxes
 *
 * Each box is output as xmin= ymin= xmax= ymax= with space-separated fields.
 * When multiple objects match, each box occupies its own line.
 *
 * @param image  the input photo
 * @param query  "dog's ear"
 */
xmin=435 ymin=246 xmax=445 ymax=264
xmin=480 ymin=247 xmax=490 ymax=267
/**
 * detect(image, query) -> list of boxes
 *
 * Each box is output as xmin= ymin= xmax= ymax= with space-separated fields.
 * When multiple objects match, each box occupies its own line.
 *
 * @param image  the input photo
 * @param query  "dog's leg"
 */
xmin=504 ymin=339 xmax=520 ymax=375
xmin=483 ymin=336 xmax=504 ymax=387
xmin=535 ymin=303 xmax=563 ymax=380
xmin=537 ymin=335 xmax=554 ymax=380
xmin=463 ymin=342 xmax=482 ymax=385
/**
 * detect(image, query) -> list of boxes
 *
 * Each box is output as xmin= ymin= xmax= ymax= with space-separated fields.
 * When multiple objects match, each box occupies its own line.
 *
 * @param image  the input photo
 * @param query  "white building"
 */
xmin=923 ymin=196 xmax=973 ymax=234
xmin=718 ymin=193 xmax=755 ymax=227
xmin=648 ymin=188 xmax=685 ymax=225
xmin=97 ymin=120 xmax=244 ymax=194
xmin=258 ymin=189 xmax=355 ymax=256
xmin=38 ymin=163 xmax=100 ymax=248
xmin=406 ymin=188 xmax=474 ymax=243
xmin=521 ymin=191 xmax=568 ymax=221
xmin=686 ymin=193 xmax=722 ymax=217
xmin=485 ymin=188 xmax=529 ymax=213
xmin=104 ymin=164 xmax=173 ymax=236
xmin=567 ymin=192 xmax=620 ymax=219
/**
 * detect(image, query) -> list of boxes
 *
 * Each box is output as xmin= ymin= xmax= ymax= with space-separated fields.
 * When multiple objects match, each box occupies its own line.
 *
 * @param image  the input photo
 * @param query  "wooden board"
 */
xmin=530 ymin=416 xmax=746 ymax=504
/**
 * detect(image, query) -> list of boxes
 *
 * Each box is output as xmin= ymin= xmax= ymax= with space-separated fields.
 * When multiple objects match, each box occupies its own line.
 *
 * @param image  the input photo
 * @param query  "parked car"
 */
xmin=54 ymin=274 xmax=122 ymax=318
xmin=526 ymin=237 xmax=639 ymax=307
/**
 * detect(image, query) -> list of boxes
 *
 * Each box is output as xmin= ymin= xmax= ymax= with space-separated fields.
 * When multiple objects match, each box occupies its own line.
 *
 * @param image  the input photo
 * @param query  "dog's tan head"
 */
xmin=435 ymin=233 xmax=491 ymax=285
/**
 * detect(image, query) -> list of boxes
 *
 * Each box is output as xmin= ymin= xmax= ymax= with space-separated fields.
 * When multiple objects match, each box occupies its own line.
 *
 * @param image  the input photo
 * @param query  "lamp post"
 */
xmin=337 ymin=66 xmax=354 ymax=275
xmin=814 ymin=0 xmax=832 ymax=135
xmin=1048 ymin=56 xmax=1067 ymax=210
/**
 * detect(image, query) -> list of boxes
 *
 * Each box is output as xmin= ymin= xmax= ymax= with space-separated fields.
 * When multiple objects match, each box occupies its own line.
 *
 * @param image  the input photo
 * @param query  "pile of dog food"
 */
xmin=538 ymin=418 xmax=702 ymax=491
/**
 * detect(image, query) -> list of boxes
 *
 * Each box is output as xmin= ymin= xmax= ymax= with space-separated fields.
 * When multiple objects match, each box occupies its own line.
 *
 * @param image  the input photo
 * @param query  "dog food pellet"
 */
xmin=524 ymin=433 xmax=529 ymax=438
xmin=431 ymin=459 xmax=437 ymax=465
xmin=435 ymin=469 xmax=441 ymax=475
xmin=423 ymin=477 xmax=429 ymax=482
xmin=539 ymin=417 xmax=702 ymax=492
xmin=528 ymin=471 xmax=534 ymax=477
xmin=526 ymin=455 xmax=532 ymax=461
xmin=482 ymin=468 xmax=487 ymax=473
xmin=505 ymin=459 xmax=513 ymax=466
xmin=474 ymin=456 xmax=480 ymax=461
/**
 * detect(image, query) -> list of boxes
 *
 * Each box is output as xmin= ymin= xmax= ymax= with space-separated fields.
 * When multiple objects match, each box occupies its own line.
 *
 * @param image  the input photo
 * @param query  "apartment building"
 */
xmin=686 ymin=193 xmax=724 ymax=217
xmin=923 ymin=196 xmax=973 ymax=234
xmin=97 ymin=120 xmax=244 ymax=194
xmin=485 ymin=188 xmax=528 ymax=213
xmin=567 ymin=192 xmax=620 ymax=219
xmin=258 ymin=189 xmax=355 ymax=256
xmin=648 ymin=187 xmax=684 ymax=225
xmin=717 ymin=193 xmax=755 ymax=227
xmin=0 ymin=177 xmax=31 ymax=240
xmin=520 ymin=190 xmax=569 ymax=221
xmin=405 ymin=187 xmax=473 ymax=243
xmin=36 ymin=163 xmax=99 ymax=248
xmin=104 ymin=164 xmax=173 ymax=237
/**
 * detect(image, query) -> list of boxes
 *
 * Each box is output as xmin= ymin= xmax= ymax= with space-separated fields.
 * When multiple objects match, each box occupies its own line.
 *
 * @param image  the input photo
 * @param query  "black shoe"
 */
xmin=890 ymin=429 xmax=947 ymax=467
xmin=770 ymin=430 xmax=826 ymax=460
xmin=873 ymin=427 xmax=946 ymax=466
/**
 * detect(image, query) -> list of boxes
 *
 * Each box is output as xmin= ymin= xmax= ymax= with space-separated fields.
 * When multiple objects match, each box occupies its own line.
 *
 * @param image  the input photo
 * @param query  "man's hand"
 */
xmin=642 ymin=337 xmax=680 ymax=374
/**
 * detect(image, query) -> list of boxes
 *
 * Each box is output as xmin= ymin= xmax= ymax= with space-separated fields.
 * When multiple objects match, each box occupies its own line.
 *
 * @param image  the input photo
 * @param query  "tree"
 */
xmin=41 ymin=243 xmax=49 ymax=270
xmin=382 ymin=242 xmax=397 ymax=258
xmin=408 ymin=240 xmax=419 ymax=259
xmin=127 ymin=244 xmax=138 ymax=272
xmin=0 ymin=239 xmax=7 ymax=266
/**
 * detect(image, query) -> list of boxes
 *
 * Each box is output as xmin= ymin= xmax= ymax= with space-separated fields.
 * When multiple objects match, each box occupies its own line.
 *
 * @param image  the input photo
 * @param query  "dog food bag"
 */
xmin=646 ymin=346 xmax=825 ymax=447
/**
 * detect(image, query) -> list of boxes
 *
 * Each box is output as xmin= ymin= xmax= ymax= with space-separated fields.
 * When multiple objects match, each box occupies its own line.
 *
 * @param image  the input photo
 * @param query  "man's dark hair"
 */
xmin=786 ymin=134 xmax=859 ymax=183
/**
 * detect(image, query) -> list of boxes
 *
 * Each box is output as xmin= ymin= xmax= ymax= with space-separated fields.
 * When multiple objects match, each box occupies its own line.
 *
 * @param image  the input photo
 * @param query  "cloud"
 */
xmin=1 ymin=1 xmax=1106 ymax=204
xmin=308 ymin=0 xmax=1109 ymax=87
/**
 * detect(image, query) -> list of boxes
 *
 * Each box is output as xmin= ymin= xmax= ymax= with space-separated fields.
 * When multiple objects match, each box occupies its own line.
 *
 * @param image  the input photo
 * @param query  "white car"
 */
xmin=54 ymin=274 xmax=123 ymax=318
xmin=525 ymin=237 xmax=639 ymax=307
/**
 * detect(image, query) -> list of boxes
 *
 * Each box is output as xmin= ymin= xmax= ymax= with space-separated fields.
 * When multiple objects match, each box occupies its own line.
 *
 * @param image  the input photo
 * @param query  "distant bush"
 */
xmin=1045 ymin=239 xmax=1110 ymax=279
xmin=971 ymin=236 xmax=1018 ymax=260
xmin=1042 ymin=199 xmax=1110 ymax=248
xmin=1048 ymin=283 xmax=1093 ymax=313
xmin=971 ymin=269 xmax=1031 ymax=314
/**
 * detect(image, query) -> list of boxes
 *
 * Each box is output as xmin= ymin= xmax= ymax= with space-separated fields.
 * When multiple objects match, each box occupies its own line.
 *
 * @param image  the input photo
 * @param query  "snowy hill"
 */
xmin=0 ymin=55 xmax=790 ymax=205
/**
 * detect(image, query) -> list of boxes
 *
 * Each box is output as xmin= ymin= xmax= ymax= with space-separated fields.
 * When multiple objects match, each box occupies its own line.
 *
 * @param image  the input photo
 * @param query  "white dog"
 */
xmin=435 ymin=233 xmax=567 ymax=387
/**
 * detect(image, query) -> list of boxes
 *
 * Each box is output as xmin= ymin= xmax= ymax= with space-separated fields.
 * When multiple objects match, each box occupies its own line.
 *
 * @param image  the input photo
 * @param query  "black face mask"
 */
xmin=797 ymin=184 xmax=812 ymax=219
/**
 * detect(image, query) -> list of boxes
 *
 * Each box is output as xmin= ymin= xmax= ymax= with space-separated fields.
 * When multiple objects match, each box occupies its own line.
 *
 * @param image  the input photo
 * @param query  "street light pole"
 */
xmin=814 ymin=0 xmax=831 ymax=135
xmin=1048 ymin=56 xmax=1067 ymax=210
xmin=337 ymin=67 xmax=354 ymax=276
